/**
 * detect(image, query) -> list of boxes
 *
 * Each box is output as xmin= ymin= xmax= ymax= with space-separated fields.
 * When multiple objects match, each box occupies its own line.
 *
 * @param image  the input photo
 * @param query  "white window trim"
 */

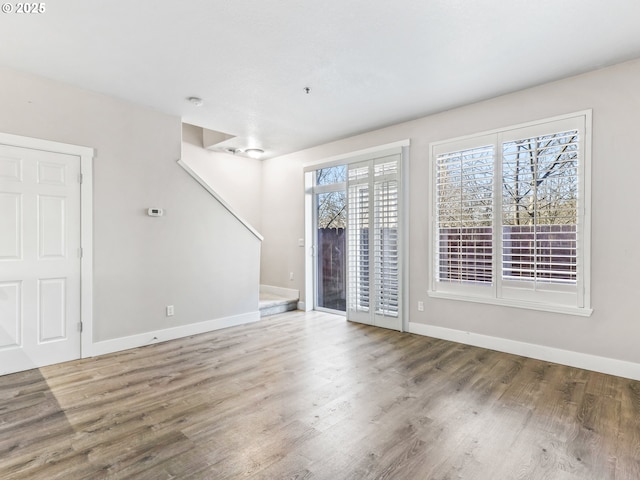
xmin=428 ymin=111 xmax=592 ymax=316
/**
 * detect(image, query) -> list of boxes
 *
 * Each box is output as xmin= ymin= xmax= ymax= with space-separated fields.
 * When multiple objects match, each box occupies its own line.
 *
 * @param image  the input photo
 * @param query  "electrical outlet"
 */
xmin=289 ymin=272 xmax=294 ymax=281
xmin=166 ymin=305 xmax=174 ymax=317
xmin=417 ymin=301 xmax=424 ymax=312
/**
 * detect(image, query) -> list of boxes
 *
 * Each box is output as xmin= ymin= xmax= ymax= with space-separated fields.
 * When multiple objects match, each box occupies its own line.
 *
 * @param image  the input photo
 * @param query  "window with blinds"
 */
xmin=347 ymin=153 xmax=402 ymax=329
xmin=430 ymin=112 xmax=591 ymax=314
xmin=502 ymin=130 xmax=579 ymax=286
xmin=435 ymin=144 xmax=494 ymax=286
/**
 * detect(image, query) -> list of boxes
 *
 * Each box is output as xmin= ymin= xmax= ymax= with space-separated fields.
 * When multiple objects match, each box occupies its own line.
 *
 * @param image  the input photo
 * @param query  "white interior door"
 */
xmin=0 ymin=144 xmax=82 ymax=375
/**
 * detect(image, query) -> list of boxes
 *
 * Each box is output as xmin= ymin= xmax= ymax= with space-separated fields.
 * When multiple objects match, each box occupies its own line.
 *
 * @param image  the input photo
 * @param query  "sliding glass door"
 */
xmin=308 ymin=148 xmax=404 ymax=330
xmin=314 ymin=166 xmax=347 ymax=312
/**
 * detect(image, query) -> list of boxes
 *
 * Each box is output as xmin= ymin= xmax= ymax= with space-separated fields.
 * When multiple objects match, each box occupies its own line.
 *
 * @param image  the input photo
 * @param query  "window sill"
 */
xmin=427 ymin=290 xmax=593 ymax=317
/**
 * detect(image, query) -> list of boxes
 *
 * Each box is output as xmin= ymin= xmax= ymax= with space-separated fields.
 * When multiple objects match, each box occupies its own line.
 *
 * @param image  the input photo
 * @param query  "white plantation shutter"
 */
xmin=430 ymin=112 xmax=590 ymax=313
xmin=501 ymin=129 xmax=579 ymax=286
xmin=347 ymin=153 xmax=402 ymax=330
xmin=435 ymin=142 xmax=494 ymax=290
xmin=499 ymin=117 xmax=585 ymax=307
xmin=347 ymin=164 xmax=370 ymax=315
xmin=373 ymin=159 xmax=399 ymax=318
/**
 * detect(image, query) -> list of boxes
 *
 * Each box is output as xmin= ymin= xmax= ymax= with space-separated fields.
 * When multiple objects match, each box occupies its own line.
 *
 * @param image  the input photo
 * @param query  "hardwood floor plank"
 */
xmin=1 ymin=311 xmax=639 ymax=479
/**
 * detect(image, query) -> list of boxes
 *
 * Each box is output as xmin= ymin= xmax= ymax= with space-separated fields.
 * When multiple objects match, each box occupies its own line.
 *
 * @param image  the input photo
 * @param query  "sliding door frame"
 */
xmin=303 ymin=140 xmax=410 ymax=331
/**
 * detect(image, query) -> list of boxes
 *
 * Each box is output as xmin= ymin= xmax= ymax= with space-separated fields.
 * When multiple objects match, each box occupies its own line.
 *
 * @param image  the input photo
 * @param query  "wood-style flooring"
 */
xmin=1 ymin=311 xmax=639 ymax=479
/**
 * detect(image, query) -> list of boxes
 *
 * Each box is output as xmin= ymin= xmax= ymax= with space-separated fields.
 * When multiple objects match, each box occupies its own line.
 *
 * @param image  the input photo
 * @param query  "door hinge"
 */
xmin=78 ymin=247 xmax=84 ymax=258
xmin=79 ymin=322 xmax=83 ymax=333
xmin=78 ymin=173 xmax=84 ymax=184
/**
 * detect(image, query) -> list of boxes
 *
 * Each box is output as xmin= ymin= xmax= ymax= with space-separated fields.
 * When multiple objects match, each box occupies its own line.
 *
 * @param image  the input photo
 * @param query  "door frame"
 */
xmin=0 ymin=132 xmax=94 ymax=358
xmin=303 ymin=140 xmax=410 ymax=330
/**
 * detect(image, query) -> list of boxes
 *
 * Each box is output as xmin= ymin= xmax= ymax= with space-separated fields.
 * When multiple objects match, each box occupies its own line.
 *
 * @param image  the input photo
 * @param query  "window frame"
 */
xmin=428 ymin=111 xmax=592 ymax=316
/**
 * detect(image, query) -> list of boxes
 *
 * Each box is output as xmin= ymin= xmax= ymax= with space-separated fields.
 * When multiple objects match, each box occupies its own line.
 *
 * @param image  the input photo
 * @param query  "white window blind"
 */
xmin=430 ymin=112 xmax=591 ymax=314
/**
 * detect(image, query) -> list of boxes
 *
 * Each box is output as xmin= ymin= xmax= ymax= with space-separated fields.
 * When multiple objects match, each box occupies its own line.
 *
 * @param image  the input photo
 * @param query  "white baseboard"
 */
xmin=260 ymin=284 xmax=300 ymax=299
xmin=297 ymin=301 xmax=307 ymax=311
xmin=408 ymin=322 xmax=640 ymax=381
xmin=87 ymin=311 xmax=260 ymax=358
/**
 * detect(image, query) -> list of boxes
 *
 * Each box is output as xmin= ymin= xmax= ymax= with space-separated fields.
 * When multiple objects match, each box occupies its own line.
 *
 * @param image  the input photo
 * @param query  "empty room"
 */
xmin=1 ymin=1 xmax=640 ymax=479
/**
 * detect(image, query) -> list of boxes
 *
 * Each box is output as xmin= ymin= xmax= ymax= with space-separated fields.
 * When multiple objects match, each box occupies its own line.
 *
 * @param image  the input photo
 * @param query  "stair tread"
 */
xmin=259 ymin=293 xmax=299 ymax=309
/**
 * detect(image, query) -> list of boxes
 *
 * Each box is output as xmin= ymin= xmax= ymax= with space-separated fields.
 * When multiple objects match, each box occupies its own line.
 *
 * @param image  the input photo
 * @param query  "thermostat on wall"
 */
xmin=147 ymin=207 xmax=164 ymax=217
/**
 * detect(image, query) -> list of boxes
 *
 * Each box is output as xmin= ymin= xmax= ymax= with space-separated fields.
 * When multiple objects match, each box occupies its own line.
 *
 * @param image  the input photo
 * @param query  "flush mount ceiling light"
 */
xmin=243 ymin=148 xmax=265 ymax=159
xmin=187 ymin=96 xmax=204 ymax=107
xmin=216 ymin=146 xmax=265 ymax=159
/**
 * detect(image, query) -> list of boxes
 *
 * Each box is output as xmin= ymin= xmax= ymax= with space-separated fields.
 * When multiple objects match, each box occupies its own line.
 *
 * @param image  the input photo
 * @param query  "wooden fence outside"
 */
xmin=438 ymin=225 xmax=577 ymax=282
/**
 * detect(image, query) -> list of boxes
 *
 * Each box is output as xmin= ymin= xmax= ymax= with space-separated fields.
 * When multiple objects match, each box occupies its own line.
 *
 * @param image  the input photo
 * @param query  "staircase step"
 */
xmin=259 ymin=300 xmax=298 ymax=317
xmin=259 ymin=285 xmax=299 ymax=317
xmin=259 ymin=293 xmax=298 ymax=317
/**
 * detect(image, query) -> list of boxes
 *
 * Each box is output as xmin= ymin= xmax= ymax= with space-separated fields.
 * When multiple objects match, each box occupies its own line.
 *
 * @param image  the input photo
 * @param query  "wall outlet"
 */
xmin=417 ymin=301 xmax=424 ymax=312
xmin=289 ymin=272 xmax=294 ymax=281
xmin=166 ymin=305 xmax=174 ymax=317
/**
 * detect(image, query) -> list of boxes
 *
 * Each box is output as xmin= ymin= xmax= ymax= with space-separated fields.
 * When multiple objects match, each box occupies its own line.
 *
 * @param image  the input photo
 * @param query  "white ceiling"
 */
xmin=2 ymin=0 xmax=640 ymax=158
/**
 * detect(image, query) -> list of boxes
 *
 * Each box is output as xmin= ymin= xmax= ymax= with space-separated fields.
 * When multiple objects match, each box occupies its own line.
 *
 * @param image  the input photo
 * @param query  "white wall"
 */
xmin=0 ymin=67 xmax=261 ymax=347
xmin=181 ymin=123 xmax=263 ymax=232
xmin=260 ymin=58 xmax=640 ymax=367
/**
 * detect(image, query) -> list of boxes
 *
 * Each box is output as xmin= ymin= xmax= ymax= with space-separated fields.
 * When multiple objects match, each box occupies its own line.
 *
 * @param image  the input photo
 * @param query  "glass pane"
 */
xmin=317 ymin=191 xmax=346 ymax=311
xmin=316 ymin=165 xmax=347 ymax=186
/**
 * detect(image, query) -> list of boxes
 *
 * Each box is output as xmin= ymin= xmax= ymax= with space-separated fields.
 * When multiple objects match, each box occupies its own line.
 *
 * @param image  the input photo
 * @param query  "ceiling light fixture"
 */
xmin=187 ymin=96 xmax=204 ymax=107
xmin=244 ymin=148 xmax=265 ymax=159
